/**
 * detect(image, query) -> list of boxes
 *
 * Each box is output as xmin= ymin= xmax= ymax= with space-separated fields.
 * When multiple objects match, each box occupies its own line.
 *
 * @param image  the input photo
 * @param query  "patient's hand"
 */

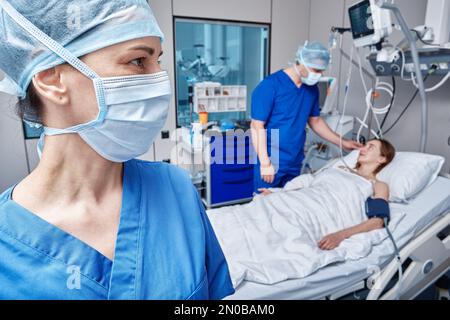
xmin=318 ymin=231 xmax=347 ymax=250
xmin=258 ymin=188 xmax=273 ymax=196
xmin=318 ymin=219 xmax=384 ymax=251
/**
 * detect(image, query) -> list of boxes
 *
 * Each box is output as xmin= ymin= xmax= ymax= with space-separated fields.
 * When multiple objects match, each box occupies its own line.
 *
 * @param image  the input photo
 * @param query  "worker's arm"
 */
xmin=318 ymin=181 xmax=389 ymax=250
xmin=308 ymin=117 xmax=363 ymax=151
xmin=250 ymin=120 xmax=275 ymax=184
xmin=250 ymin=120 xmax=270 ymax=166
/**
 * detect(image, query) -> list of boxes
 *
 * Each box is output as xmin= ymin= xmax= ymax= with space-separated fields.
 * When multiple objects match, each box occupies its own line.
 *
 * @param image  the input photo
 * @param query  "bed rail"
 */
xmin=367 ymin=212 xmax=450 ymax=300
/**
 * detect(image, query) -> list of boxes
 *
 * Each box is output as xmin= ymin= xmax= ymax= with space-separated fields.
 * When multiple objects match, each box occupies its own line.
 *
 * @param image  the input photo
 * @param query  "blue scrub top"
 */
xmin=0 ymin=160 xmax=235 ymax=300
xmin=251 ymin=70 xmax=320 ymax=175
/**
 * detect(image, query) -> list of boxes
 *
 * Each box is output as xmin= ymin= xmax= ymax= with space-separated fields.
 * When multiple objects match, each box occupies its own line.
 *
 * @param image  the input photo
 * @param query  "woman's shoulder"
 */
xmin=130 ymin=159 xmax=192 ymax=185
xmin=373 ymin=180 xmax=390 ymax=199
xmin=129 ymin=160 xmax=199 ymax=202
xmin=374 ymin=180 xmax=389 ymax=189
xmin=129 ymin=160 xmax=205 ymax=219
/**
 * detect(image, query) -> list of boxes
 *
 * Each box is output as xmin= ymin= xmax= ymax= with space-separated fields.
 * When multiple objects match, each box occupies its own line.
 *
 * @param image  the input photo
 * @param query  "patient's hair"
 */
xmin=356 ymin=139 xmax=396 ymax=175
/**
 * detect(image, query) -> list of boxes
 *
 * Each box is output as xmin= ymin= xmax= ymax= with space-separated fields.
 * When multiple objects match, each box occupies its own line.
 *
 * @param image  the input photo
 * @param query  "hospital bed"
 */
xmin=226 ymin=176 xmax=450 ymax=300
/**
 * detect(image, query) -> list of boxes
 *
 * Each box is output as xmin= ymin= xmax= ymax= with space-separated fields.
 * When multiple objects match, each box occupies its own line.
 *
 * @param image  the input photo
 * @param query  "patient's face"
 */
xmin=358 ymin=140 xmax=386 ymax=166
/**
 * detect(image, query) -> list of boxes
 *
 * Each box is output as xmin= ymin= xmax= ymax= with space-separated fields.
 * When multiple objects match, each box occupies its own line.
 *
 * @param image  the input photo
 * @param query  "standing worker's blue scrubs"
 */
xmin=252 ymin=70 xmax=320 ymax=191
xmin=0 ymin=160 xmax=235 ymax=300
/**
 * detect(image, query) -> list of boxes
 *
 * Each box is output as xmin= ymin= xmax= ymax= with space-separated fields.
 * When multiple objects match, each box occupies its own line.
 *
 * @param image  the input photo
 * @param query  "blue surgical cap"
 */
xmin=0 ymin=0 xmax=164 ymax=98
xmin=296 ymin=41 xmax=330 ymax=71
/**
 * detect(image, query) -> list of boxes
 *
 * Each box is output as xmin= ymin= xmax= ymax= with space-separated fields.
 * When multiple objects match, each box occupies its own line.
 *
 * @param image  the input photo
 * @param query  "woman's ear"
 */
xmin=378 ymin=156 xmax=387 ymax=165
xmin=32 ymin=66 xmax=69 ymax=106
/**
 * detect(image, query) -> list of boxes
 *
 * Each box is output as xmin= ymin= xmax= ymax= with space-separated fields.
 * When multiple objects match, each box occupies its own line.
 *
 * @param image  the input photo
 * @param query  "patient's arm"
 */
xmin=318 ymin=218 xmax=385 ymax=250
xmin=318 ymin=181 xmax=389 ymax=251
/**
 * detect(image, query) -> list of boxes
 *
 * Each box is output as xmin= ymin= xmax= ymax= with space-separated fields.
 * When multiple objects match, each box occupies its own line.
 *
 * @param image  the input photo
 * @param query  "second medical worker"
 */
xmin=251 ymin=41 xmax=363 ymax=192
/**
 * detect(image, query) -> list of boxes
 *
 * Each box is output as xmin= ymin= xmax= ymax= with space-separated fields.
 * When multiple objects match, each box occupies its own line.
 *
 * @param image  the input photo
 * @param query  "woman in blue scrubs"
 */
xmin=0 ymin=0 xmax=234 ymax=300
xmin=251 ymin=41 xmax=362 ymax=192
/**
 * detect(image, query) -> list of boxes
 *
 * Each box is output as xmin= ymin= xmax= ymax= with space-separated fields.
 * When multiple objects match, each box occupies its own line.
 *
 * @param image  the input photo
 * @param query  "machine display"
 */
xmin=174 ymin=18 xmax=270 ymax=127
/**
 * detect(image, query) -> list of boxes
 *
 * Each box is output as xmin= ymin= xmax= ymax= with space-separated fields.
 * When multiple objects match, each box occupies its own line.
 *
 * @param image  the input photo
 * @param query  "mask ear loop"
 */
xmin=293 ymin=62 xmax=303 ymax=80
xmin=299 ymin=51 xmax=315 ymax=78
xmin=0 ymin=0 xmax=107 ymax=131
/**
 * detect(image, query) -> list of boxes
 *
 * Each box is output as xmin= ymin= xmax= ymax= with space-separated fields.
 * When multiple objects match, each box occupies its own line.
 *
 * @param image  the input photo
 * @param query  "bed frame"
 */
xmin=325 ymin=212 xmax=450 ymax=300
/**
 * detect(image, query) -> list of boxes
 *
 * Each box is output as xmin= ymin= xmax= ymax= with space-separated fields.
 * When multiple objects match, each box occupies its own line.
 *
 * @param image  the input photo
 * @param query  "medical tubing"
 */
xmin=412 ymin=69 xmax=450 ymax=93
xmin=384 ymin=217 xmax=403 ymax=300
xmin=362 ymin=79 xmax=395 ymax=138
xmin=383 ymin=74 xmax=430 ymax=135
xmin=355 ymin=117 xmax=380 ymax=139
xmin=339 ymin=46 xmax=358 ymax=173
xmin=411 ymin=29 xmax=442 ymax=48
xmin=379 ymin=77 xmax=396 ymax=133
xmin=355 ymin=49 xmax=385 ymax=142
xmin=399 ymin=47 xmax=410 ymax=81
xmin=380 ymin=2 xmax=428 ymax=152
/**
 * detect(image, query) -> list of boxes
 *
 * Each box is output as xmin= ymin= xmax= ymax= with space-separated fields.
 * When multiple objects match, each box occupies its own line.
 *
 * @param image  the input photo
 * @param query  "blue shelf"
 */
xmin=207 ymin=133 xmax=255 ymax=207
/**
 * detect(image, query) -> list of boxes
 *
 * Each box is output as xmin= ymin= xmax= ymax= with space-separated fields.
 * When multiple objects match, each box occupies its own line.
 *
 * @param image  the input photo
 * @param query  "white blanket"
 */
xmin=207 ymin=168 xmax=405 ymax=288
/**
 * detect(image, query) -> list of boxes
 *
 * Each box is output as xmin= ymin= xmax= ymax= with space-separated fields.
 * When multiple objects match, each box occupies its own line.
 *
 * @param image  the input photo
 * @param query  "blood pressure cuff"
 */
xmin=365 ymin=197 xmax=390 ymax=224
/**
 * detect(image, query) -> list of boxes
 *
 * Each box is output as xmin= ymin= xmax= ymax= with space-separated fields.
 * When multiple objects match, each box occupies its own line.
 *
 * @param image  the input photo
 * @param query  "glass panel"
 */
xmin=23 ymin=121 xmax=43 ymax=139
xmin=175 ymin=18 xmax=270 ymax=128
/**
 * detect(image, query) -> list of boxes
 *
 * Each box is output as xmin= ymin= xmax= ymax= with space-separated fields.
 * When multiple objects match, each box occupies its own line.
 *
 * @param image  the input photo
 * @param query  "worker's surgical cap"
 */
xmin=296 ymin=41 xmax=330 ymax=71
xmin=0 ymin=0 xmax=164 ymax=98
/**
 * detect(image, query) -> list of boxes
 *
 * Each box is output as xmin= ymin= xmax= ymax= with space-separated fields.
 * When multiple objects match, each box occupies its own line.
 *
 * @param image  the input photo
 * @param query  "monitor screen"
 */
xmin=349 ymin=0 xmax=374 ymax=40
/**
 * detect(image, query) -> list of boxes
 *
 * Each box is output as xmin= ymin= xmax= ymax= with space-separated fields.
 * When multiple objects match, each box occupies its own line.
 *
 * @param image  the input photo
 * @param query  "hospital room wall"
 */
xmin=309 ymin=0 xmax=450 ymax=175
xmin=0 ymin=93 xmax=29 ymax=192
xmin=270 ymin=0 xmax=311 ymax=72
xmin=152 ymin=0 xmax=311 ymax=164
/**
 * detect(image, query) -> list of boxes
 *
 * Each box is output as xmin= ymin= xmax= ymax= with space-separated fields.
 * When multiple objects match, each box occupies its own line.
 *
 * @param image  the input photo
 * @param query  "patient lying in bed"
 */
xmin=207 ymin=139 xmax=397 ymax=287
xmin=261 ymin=139 xmax=395 ymax=251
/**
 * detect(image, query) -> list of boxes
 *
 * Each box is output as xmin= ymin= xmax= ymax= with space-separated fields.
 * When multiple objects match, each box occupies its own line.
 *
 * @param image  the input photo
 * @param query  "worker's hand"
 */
xmin=258 ymin=188 xmax=273 ymax=196
xmin=260 ymin=163 xmax=275 ymax=184
xmin=342 ymin=139 xmax=364 ymax=151
xmin=318 ymin=231 xmax=347 ymax=250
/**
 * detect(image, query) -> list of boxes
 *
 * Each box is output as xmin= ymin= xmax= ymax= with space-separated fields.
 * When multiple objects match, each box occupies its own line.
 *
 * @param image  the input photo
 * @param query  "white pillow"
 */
xmin=328 ymin=150 xmax=445 ymax=203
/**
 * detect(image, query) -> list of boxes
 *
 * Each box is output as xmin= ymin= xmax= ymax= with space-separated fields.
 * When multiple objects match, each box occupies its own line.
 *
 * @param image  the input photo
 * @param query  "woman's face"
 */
xmin=357 ymin=140 xmax=386 ymax=166
xmin=36 ymin=36 xmax=163 ymax=128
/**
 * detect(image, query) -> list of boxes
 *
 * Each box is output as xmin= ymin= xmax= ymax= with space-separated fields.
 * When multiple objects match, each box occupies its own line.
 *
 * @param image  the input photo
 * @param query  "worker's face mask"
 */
xmin=302 ymin=65 xmax=322 ymax=86
xmin=294 ymin=61 xmax=322 ymax=86
xmin=295 ymin=62 xmax=322 ymax=86
xmin=294 ymin=49 xmax=323 ymax=86
xmin=39 ymin=73 xmax=171 ymax=162
xmin=36 ymin=70 xmax=171 ymax=163
xmin=3 ymin=1 xmax=171 ymax=163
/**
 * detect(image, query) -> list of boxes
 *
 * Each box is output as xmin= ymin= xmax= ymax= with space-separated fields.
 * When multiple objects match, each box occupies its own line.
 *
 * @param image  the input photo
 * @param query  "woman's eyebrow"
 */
xmin=128 ymin=45 xmax=162 ymax=57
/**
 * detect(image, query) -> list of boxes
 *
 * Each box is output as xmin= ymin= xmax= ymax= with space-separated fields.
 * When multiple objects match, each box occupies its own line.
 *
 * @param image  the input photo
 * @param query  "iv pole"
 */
xmin=377 ymin=0 xmax=429 ymax=152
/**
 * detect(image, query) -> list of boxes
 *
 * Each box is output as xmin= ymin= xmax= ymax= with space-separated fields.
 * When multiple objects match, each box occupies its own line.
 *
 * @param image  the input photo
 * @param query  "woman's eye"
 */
xmin=130 ymin=58 xmax=145 ymax=67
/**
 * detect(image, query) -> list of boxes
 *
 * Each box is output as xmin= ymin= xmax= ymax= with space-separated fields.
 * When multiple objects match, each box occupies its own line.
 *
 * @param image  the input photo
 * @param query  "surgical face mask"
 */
xmin=2 ymin=1 xmax=171 ymax=162
xmin=38 ymin=72 xmax=171 ymax=162
xmin=295 ymin=49 xmax=324 ymax=86
xmin=294 ymin=62 xmax=322 ymax=86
